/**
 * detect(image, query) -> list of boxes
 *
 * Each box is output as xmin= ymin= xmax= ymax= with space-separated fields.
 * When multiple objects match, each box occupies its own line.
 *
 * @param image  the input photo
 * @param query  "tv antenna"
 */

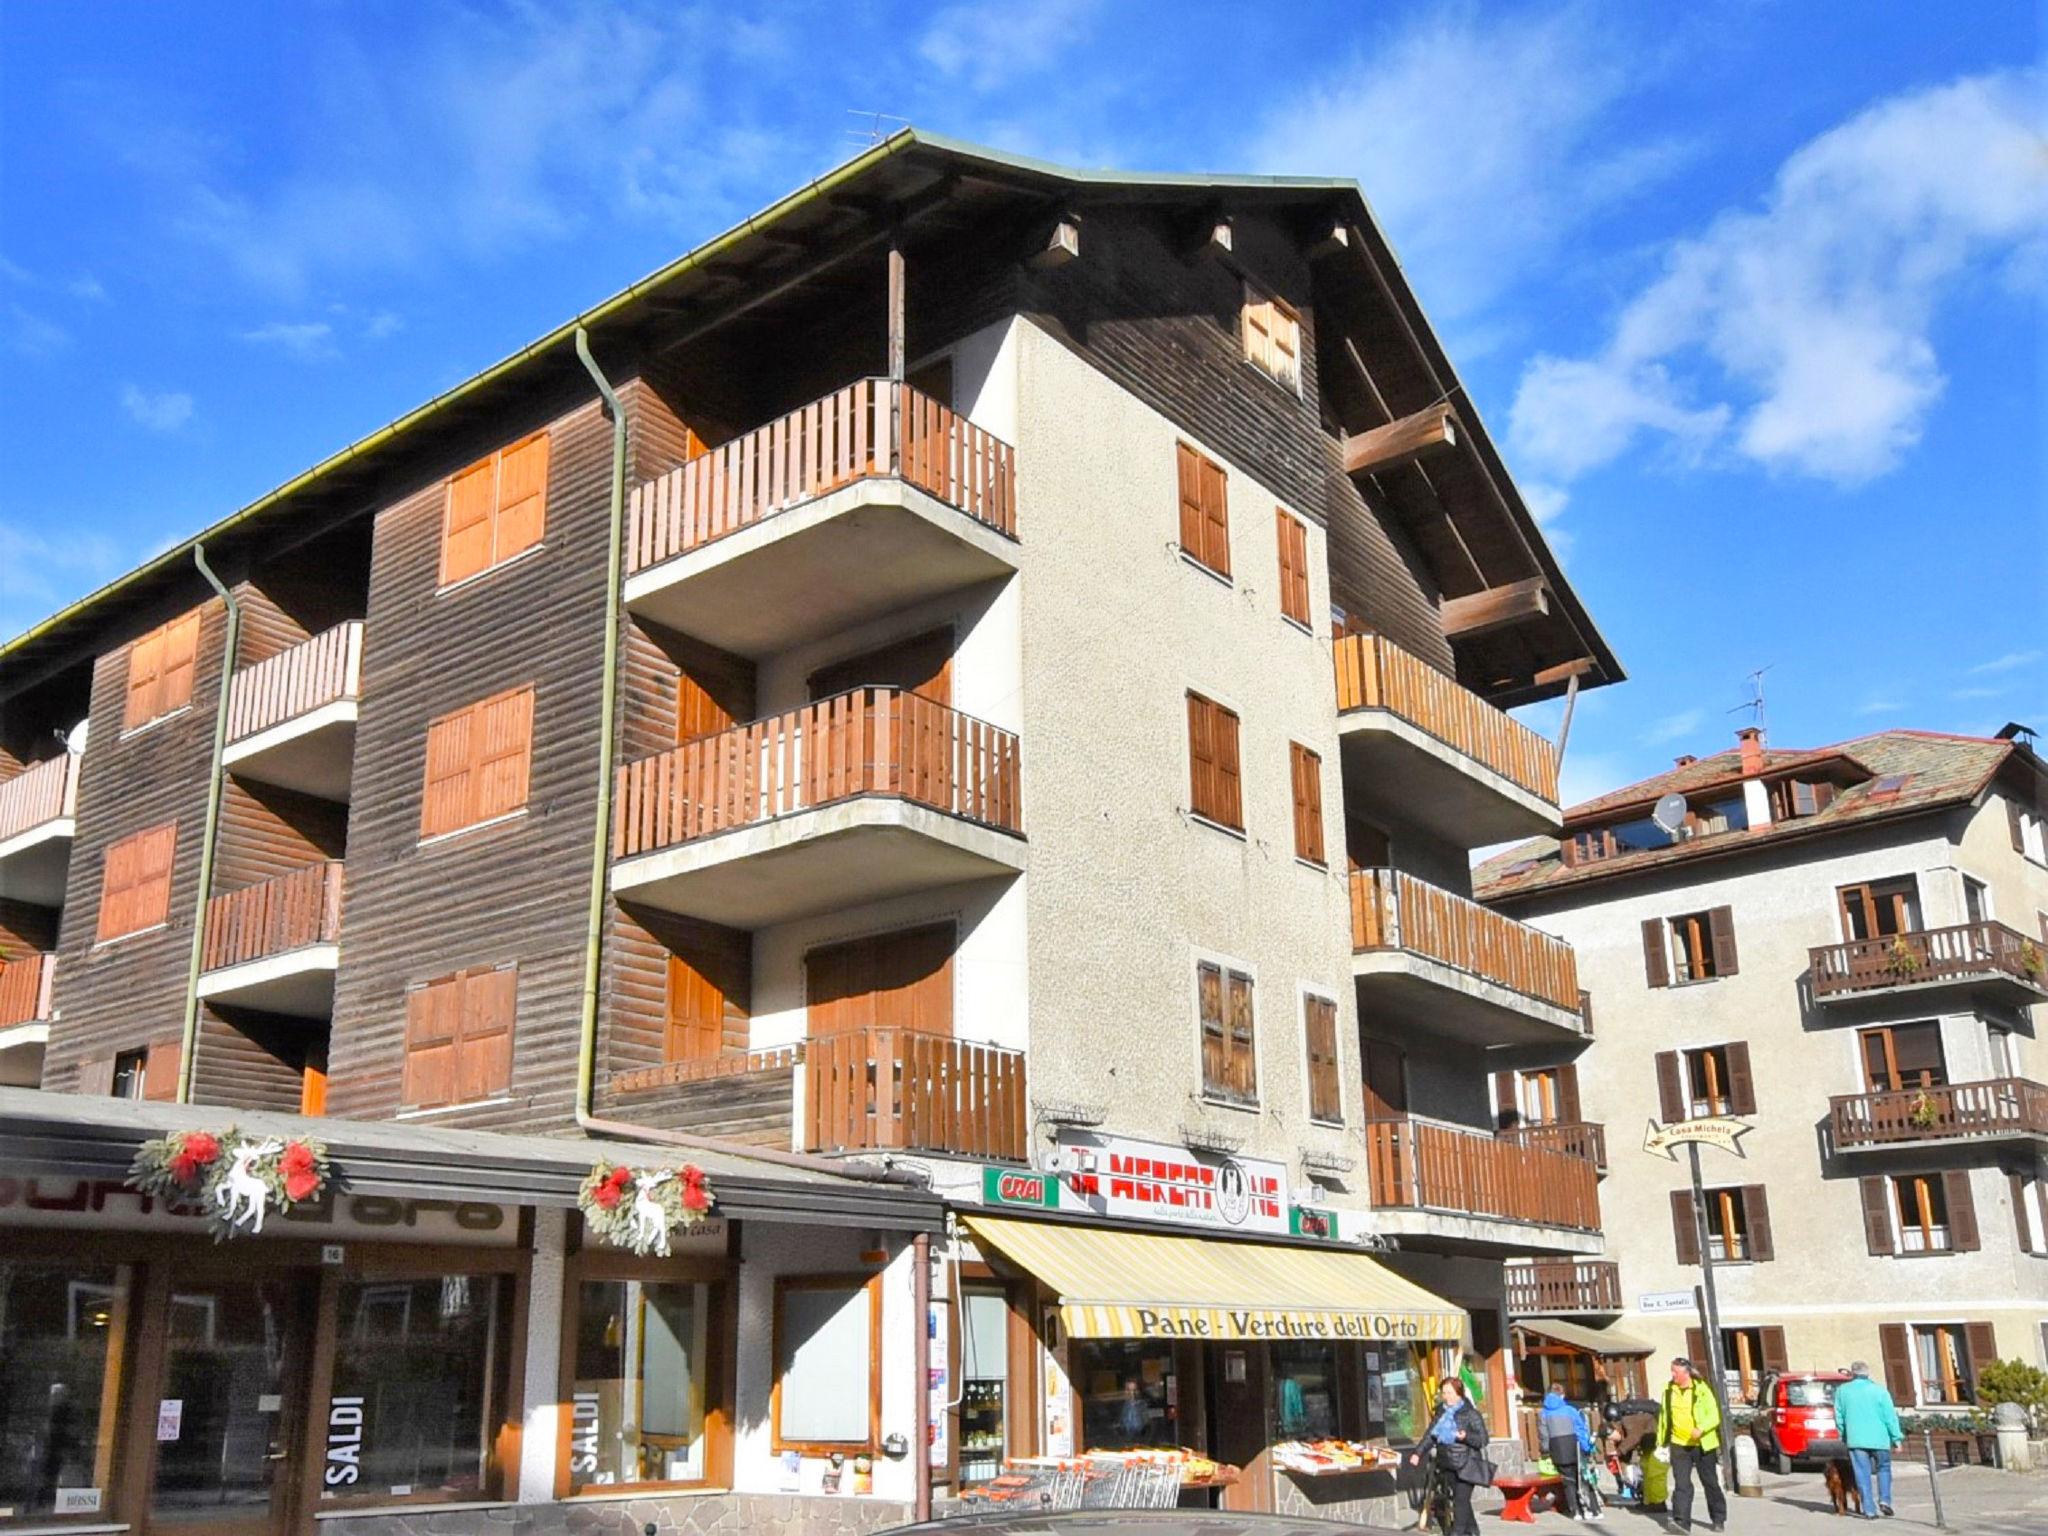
xmin=1726 ymin=667 xmax=1771 ymax=735
xmin=846 ymin=110 xmax=910 ymax=146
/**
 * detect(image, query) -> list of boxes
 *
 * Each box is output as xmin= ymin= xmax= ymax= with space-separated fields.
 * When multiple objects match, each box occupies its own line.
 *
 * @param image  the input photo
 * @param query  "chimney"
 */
xmin=1737 ymin=727 xmax=1773 ymax=829
xmin=1674 ymin=755 xmax=1698 ymax=768
xmin=1736 ymin=726 xmax=1766 ymax=777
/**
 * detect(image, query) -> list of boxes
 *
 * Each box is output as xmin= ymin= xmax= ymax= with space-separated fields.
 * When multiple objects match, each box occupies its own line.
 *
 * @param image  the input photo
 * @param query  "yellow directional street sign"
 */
xmin=1643 ymin=1115 xmax=1753 ymax=1160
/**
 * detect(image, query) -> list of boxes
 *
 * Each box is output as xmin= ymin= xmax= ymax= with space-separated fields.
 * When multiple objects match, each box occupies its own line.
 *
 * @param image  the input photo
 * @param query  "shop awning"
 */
xmin=962 ymin=1213 xmax=1465 ymax=1343
xmin=1515 ymin=1318 xmax=1655 ymax=1357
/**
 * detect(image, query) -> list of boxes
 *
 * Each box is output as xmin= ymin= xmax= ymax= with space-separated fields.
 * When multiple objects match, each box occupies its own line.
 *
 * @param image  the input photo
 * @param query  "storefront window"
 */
xmin=958 ymin=1289 xmax=1009 ymax=1484
xmin=154 ymin=1278 xmax=297 ymax=1520
xmin=1272 ymin=1340 xmax=1341 ymax=1439
xmin=570 ymin=1280 xmax=710 ymax=1489
xmin=0 ymin=1264 xmax=128 ymax=1522
xmin=1075 ymin=1340 xmax=1179 ymax=1450
xmin=324 ymin=1276 xmax=502 ymax=1502
xmin=1382 ymin=1342 xmax=1458 ymax=1445
xmin=772 ymin=1277 xmax=879 ymax=1451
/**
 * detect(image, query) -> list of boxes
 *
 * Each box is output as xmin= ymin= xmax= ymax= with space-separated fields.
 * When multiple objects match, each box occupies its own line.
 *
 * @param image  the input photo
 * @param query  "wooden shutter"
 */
xmin=806 ymin=924 xmax=954 ymax=1039
xmin=1176 ymin=443 xmax=1206 ymax=559
xmin=1877 ymin=1324 xmax=1915 ymax=1403
xmin=1943 ymin=1170 xmax=1980 ymax=1252
xmin=142 ymin=1038 xmax=181 ymax=1102
xmin=667 ymin=951 xmax=728 ymax=1062
xmin=1642 ymin=918 xmax=1670 ymax=988
xmin=1655 ymin=1051 xmax=1684 ymax=1123
xmin=1492 ymin=1071 xmax=1516 ymax=1119
xmin=1213 ymin=703 xmax=1242 ymax=829
xmin=97 ymin=822 xmax=177 ymax=941
xmin=1363 ymin=1037 xmax=1406 ymax=1119
xmin=158 ymin=610 xmax=200 ymax=715
xmin=1685 ymin=1328 xmax=1706 ymax=1366
xmin=1275 ymin=509 xmax=1310 ymax=625
xmin=1964 ymin=1323 xmax=1997 ymax=1393
xmin=442 ymin=457 xmax=497 ymax=586
xmin=1759 ymin=1327 xmax=1789 ymax=1375
xmin=474 ymin=686 xmax=535 ymax=823
xmin=421 ymin=706 xmax=477 ymax=837
xmin=1860 ymin=1177 xmax=1896 ymax=1255
xmin=76 ymin=1055 xmax=114 ymax=1096
xmin=1743 ymin=1185 xmax=1774 ymax=1261
xmin=1225 ymin=968 xmax=1256 ymax=1099
xmin=1290 ymin=743 xmax=1325 ymax=864
xmin=1199 ymin=453 xmax=1229 ymax=577
xmin=1707 ymin=906 xmax=1739 ymax=976
xmin=1557 ymin=1062 xmax=1583 ymax=1123
xmin=1187 ymin=693 xmax=1242 ymax=829
xmin=2012 ymin=800 xmax=2029 ymax=853
xmin=493 ymin=433 xmax=550 ymax=562
xmin=124 ymin=626 xmax=164 ymax=727
xmin=401 ymin=978 xmax=460 ymax=1109
xmin=1304 ymin=995 xmax=1341 ymax=1122
xmin=458 ymin=965 xmax=516 ymax=1103
xmin=1671 ymin=1189 xmax=1701 ymax=1265
xmin=1197 ymin=960 xmax=1227 ymax=1094
xmin=1725 ymin=1042 xmax=1756 ymax=1116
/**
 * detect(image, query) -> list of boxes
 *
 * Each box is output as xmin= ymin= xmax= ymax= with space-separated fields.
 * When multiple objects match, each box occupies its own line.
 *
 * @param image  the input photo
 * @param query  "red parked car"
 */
xmin=1752 ymin=1370 xmax=1853 ymax=1472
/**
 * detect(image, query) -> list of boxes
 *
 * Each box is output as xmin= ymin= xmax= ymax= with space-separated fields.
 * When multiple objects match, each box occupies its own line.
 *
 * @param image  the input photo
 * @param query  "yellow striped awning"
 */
xmin=962 ymin=1214 xmax=1465 ymax=1343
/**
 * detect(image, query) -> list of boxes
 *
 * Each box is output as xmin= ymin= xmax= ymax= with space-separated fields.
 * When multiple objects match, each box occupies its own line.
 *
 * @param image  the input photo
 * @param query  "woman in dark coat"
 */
xmin=1424 ymin=1379 xmax=1490 ymax=1535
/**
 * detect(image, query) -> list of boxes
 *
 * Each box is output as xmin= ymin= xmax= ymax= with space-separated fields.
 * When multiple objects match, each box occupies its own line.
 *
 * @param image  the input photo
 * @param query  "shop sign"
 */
xmin=1093 ymin=1304 xmax=1446 ymax=1343
xmin=1052 ymin=1132 xmax=1289 ymax=1235
xmin=1289 ymin=1205 xmax=1340 ymax=1241
xmin=982 ymin=1166 xmax=1059 ymax=1209
xmin=53 ymin=1490 xmax=101 ymax=1515
xmin=325 ymin=1396 xmax=365 ymax=1487
xmin=568 ymin=1392 xmax=601 ymax=1479
xmin=0 ymin=1177 xmax=518 ymax=1246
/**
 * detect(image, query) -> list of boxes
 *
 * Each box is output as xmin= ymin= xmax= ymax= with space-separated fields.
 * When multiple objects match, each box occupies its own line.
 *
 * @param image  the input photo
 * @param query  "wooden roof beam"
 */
xmin=1441 ymin=577 xmax=1551 ymax=642
xmin=1344 ymin=402 xmax=1458 ymax=478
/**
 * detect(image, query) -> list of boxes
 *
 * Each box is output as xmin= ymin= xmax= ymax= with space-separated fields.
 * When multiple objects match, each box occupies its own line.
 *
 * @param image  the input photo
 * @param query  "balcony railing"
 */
xmin=1365 ymin=1116 xmax=1601 ymax=1232
xmin=201 ymin=862 xmax=345 ymax=972
xmin=1501 ymin=1120 xmax=1607 ymax=1172
xmin=1333 ymin=632 xmax=1559 ymax=803
xmin=627 ymin=378 xmax=1016 ymax=574
xmin=614 ymin=687 xmax=1022 ymax=858
xmin=1829 ymin=1077 xmax=2048 ymax=1149
xmin=1503 ymin=1259 xmax=1622 ymax=1316
xmin=805 ymin=1027 xmax=1027 ymax=1161
xmin=0 ymin=755 xmax=79 ymax=844
xmin=1351 ymin=868 xmax=1581 ymax=1015
xmin=0 ymin=952 xmax=55 ymax=1026
xmin=227 ymin=622 xmax=364 ymax=744
xmin=1810 ymin=922 xmax=2047 ymax=1001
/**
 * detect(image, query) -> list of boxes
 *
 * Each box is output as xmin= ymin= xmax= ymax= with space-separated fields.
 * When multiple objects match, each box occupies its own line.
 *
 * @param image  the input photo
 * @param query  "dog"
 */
xmin=1822 ymin=1457 xmax=1862 ymax=1517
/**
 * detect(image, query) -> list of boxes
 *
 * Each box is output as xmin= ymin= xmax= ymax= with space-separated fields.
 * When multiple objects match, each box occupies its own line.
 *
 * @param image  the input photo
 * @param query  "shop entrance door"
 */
xmin=145 ymin=1271 xmax=313 ymax=1536
xmin=1205 ymin=1346 xmax=1273 ymax=1513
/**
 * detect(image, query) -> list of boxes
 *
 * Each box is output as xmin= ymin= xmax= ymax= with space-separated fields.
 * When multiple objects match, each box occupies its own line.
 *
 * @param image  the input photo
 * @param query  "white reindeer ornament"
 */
xmin=218 ymin=1138 xmax=283 ymax=1235
xmin=629 ymin=1170 xmax=677 ymax=1257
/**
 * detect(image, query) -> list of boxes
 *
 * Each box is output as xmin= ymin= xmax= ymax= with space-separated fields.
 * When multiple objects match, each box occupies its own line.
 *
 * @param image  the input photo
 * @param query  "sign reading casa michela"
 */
xmin=1642 ymin=1115 xmax=1754 ymax=1161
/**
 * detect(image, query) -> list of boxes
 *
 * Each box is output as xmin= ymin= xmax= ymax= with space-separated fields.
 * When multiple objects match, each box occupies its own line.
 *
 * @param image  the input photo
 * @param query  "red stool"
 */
xmin=1492 ymin=1473 xmax=1564 ymax=1523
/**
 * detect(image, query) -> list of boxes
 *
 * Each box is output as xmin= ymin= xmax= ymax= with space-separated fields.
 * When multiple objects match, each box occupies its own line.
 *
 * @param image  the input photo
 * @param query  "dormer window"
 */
xmin=1771 ymin=777 xmax=1838 ymax=819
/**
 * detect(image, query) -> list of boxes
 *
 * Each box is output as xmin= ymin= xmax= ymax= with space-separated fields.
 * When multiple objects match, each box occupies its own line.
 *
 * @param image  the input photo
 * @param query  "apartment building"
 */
xmin=1476 ymin=724 xmax=2048 ymax=1423
xmin=0 ymin=132 xmax=1617 ymax=1532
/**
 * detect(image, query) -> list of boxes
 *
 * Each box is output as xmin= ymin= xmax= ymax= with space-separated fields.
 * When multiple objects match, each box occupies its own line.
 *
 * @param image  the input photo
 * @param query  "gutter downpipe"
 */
xmin=179 ymin=546 xmax=241 ymax=1103
xmin=566 ymin=329 xmax=924 ymax=1191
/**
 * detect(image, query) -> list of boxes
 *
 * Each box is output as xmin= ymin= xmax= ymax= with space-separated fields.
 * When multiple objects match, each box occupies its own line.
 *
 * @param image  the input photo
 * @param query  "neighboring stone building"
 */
xmin=1477 ymin=724 xmax=2048 ymax=1415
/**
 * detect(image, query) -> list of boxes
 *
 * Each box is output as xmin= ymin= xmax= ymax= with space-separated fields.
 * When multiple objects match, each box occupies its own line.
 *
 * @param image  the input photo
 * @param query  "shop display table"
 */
xmin=1492 ymin=1472 xmax=1563 ymax=1523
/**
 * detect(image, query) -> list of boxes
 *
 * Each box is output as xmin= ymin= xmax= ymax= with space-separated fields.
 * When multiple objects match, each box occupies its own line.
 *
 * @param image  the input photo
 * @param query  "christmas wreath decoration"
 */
xmin=578 ymin=1160 xmax=713 ymax=1257
xmin=128 ymin=1127 xmax=332 ymax=1240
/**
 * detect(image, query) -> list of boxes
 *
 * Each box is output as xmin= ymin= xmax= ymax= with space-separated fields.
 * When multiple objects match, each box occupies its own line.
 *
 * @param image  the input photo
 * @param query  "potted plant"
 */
xmin=1906 ymin=1091 xmax=1940 ymax=1130
xmin=2019 ymin=939 xmax=2044 ymax=979
xmin=1886 ymin=935 xmax=1923 ymax=977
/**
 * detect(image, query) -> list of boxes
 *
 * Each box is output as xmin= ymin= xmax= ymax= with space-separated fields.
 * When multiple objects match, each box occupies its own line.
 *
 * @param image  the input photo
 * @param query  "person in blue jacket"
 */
xmin=1834 ymin=1361 xmax=1904 ymax=1519
xmin=1539 ymin=1385 xmax=1596 ymax=1518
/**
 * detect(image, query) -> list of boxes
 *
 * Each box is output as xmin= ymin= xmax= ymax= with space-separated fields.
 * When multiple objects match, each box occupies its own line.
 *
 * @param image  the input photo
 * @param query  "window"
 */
xmin=1289 ymin=742 xmax=1325 ymax=864
xmin=772 ymin=1276 xmax=880 ymax=1452
xmin=1988 ymin=1026 xmax=2015 ymax=1080
xmin=1691 ymin=1326 xmax=1788 ymax=1405
xmin=1895 ymin=1174 xmax=1952 ymax=1253
xmin=1962 ymin=876 xmax=1991 ymax=925
xmin=440 ymin=432 xmax=549 ymax=586
xmin=0 ymin=1263 xmax=130 ymax=1520
xmin=1655 ymin=1043 xmax=1755 ymax=1121
xmin=570 ymin=1278 xmax=713 ymax=1489
xmin=401 ymin=965 xmax=516 ymax=1109
xmin=1175 ymin=442 xmax=1231 ymax=578
xmin=1866 ymin=773 xmax=1912 ymax=801
xmin=2010 ymin=1170 xmax=2048 ymax=1256
xmin=1274 ymin=509 xmax=1311 ymax=626
xmin=1838 ymin=876 xmax=1921 ymax=941
xmin=1185 ymin=692 xmax=1243 ymax=831
xmin=1197 ymin=958 xmax=1257 ymax=1103
xmin=2008 ymin=799 xmax=2048 ymax=865
xmin=326 ymin=1275 xmax=505 ymax=1501
xmin=958 ymin=1287 xmax=1013 ymax=1485
xmin=1770 ymin=777 xmax=1838 ymax=820
xmin=1642 ymin=906 xmax=1737 ymax=985
xmin=1075 ymin=1339 xmax=1181 ymax=1451
xmin=1273 ymin=1340 xmax=1343 ymax=1439
xmin=1859 ymin=1022 xmax=1946 ymax=1092
xmin=96 ymin=820 xmax=178 ymax=942
xmin=113 ymin=1047 xmax=148 ymax=1100
xmin=124 ymin=608 xmax=202 ymax=728
xmin=1242 ymin=283 xmax=1301 ymax=393
xmin=1498 ymin=1064 xmax=1581 ymax=1127
xmin=1909 ymin=1324 xmax=1981 ymax=1406
xmin=1862 ymin=1172 xmax=1978 ymax=1256
xmin=805 ymin=923 xmax=954 ymax=1038
xmin=1303 ymin=992 xmax=1342 ymax=1124
xmin=1362 ymin=1036 xmax=1407 ymax=1120
xmin=421 ymin=685 xmax=535 ymax=839
xmin=1672 ymin=1184 xmax=1773 ymax=1263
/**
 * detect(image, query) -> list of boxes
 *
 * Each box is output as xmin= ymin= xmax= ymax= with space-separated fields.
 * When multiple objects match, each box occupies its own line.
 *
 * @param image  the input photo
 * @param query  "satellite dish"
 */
xmin=1652 ymin=792 xmax=1689 ymax=836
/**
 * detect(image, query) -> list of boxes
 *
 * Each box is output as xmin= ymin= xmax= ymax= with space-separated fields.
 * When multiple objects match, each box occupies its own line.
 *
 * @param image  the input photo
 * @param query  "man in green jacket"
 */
xmin=1656 ymin=1357 xmax=1726 ymax=1532
xmin=1834 ymin=1361 xmax=1904 ymax=1519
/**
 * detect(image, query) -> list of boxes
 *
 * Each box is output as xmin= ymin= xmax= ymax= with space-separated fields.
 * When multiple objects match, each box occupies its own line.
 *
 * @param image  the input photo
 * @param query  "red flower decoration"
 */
xmin=167 ymin=1130 xmax=223 ymax=1188
xmin=592 ymin=1166 xmax=632 ymax=1210
xmin=280 ymin=1142 xmax=321 ymax=1202
xmin=680 ymin=1164 xmax=710 ymax=1215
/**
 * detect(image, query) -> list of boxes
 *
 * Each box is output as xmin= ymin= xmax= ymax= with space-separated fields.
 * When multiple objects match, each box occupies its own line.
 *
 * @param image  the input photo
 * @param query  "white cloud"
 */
xmin=66 ymin=274 xmax=107 ymax=301
xmin=120 ymin=384 xmax=194 ymax=433
xmin=1853 ymin=696 xmax=1904 ymax=716
xmin=1642 ymin=708 xmax=1705 ymax=746
xmin=1969 ymin=649 xmax=2040 ymax=675
xmin=364 ymin=310 xmax=404 ymax=340
xmin=5 ymin=303 xmax=70 ymax=357
xmin=1512 ymin=68 xmax=2048 ymax=488
xmin=919 ymin=0 xmax=1096 ymax=92
xmin=0 ymin=520 xmax=125 ymax=640
xmin=240 ymin=320 xmax=338 ymax=359
xmin=1951 ymin=685 xmax=2008 ymax=701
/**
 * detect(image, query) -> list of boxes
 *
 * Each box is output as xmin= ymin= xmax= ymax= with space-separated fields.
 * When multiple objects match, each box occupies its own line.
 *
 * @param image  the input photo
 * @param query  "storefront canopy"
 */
xmin=963 ymin=1213 xmax=1465 ymax=1343
xmin=1515 ymin=1318 xmax=1655 ymax=1357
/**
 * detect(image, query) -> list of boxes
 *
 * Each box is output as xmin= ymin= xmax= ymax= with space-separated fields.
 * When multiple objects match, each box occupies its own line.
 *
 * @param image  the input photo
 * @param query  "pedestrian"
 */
xmin=1426 ymin=1378 xmax=1491 ymax=1535
xmin=1833 ymin=1360 xmax=1903 ymax=1520
xmin=1540 ymin=1384 xmax=1596 ymax=1518
xmin=1655 ymin=1357 xmax=1727 ymax=1533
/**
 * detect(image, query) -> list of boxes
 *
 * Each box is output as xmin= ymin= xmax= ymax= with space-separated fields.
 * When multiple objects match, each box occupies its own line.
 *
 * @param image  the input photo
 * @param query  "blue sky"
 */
xmin=2 ymin=1 xmax=2041 ymax=804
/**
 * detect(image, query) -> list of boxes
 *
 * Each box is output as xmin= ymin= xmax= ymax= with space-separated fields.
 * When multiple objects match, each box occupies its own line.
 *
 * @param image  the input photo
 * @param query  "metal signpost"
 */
xmin=1644 ymin=1112 xmax=1755 ymax=1485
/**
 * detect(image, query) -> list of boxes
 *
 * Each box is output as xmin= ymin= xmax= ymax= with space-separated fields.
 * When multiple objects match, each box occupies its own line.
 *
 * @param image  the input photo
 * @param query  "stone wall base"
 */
xmin=321 ymin=1493 xmax=914 ymax=1536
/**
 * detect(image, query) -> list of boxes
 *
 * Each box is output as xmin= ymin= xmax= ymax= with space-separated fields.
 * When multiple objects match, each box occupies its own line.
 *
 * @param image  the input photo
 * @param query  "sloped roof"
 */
xmin=1475 ymin=730 xmax=2021 ymax=904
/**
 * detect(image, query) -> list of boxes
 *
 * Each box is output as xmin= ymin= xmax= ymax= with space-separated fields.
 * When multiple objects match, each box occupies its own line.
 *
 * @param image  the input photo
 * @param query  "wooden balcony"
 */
xmin=0 ymin=951 xmax=55 ymax=1027
xmin=1503 ymin=1259 xmax=1623 ymax=1317
xmin=1333 ymin=632 xmax=1560 ymax=844
xmin=611 ymin=687 xmax=1026 ymax=926
xmin=1350 ymin=868 xmax=1586 ymax=1045
xmin=1365 ymin=1116 xmax=1602 ymax=1253
xmin=222 ymin=622 xmax=364 ymax=802
xmin=196 ymin=861 xmax=344 ymax=1017
xmin=1810 ymin=922 xmax=2048 ymax=1010
xmin=1829 ymin=1077 xmax=2048 ymax=1153
xmin=1501 ymin=1119 xmax=1608 ymax=1173
xmin=0 ymin=755 xmax=80 ymax=906
xmin=624 ymin=378 xmax=1019 ymax=655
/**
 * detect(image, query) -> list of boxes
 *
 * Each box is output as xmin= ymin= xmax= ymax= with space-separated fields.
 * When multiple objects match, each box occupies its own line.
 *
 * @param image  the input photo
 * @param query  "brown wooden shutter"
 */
xmin=442 ymin=457 xmax=496 ymax=585
xmin=458 ymin=965 xmax=516 ymax=1102
xmin=473 ymin=686 xmax=535 ymax=823
xmin=1655 ymin=1050 xmax=1684 ymax=1123
xmin=667 ymin=951 xmax=728 ymax=1063
xmin=1214 ymin=703 xmax=1242 ymax=829
xmin=1492 ymin=1071 xmax=1516 ymax=1119
xmin=1942 ymin=1170 xmax=1980 ymax=1252
xmin=96 ymin=822 xmax=176 ymax=941
xmin=421 ymin=706 xmax=476 ymax=838
xmin=1557 ymin=1063 xmax=1582 ymax=1123
xmin=2011 ymin=1172 xmax=2045 ymax=1255
xmin=1304 ymin=995 xmax=1340 ymax=1122
xmin=1725 ymin=1042 xmax=1756 ymax=1116
xmin=1197 ymin=960 xmax=1226 ymax=1094
xmin=158 ymin=609 xmax=200 ymax=715
xmin=76 ymin=1054 xmax=114 ymax=1096
xmin=1290 ymin=743 xmax=1325 ymax=864
xmin=2012 ymin=799 xmax=2030 ymax=853
xmin=1860 ymin=1177 xmax=1896 ymax=1255
xmin=1671 ymin=1189 xmax=1701 ymax=1264
xmin=493 ymin=432 xmax=549 ymax=562
xmin=1685 ymin=1328 xmax=1706 ymax=1366
xmin=1707 ymin=906 xmax=1739 ymax=976
xmin=1964 ymin=1322 xmax=1997 ymax=1387
xmin=1743 ymin=1185 xmax=1774 ymax=1261
xmin=1226 ymin=968 xmax=1256 ymax=1098
xmin=1877 ymin=1324 xmax=1914 ymax=1402
xmin=136 ymin=823 xmax=176 ymax=932
xmin=1759 ymin=1327 xmax=1789 ymax=1375
xmin=1642 ymin=918 xmax=1670 ymax=987
xmin=142 ymin=1038 xmax=181 ymax=1102
xmin=401 ymin=978 xmax=460 ymax=1109
xmin=1187 ymin=693 xmax=1216 ymax=823
xmin=1176 ymin=443 xmax=1205 ymax=558
xmin=1275 ymin=509 xmax=1310 ymax=626
xmin=1200 ymin=454 xmax=1230 ymax=576
xmin=124 ymin=627 xmax=164 ymax=727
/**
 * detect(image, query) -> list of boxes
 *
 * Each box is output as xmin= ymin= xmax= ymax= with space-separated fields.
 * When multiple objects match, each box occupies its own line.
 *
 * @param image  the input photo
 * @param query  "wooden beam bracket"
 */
xmin=1442 ymin=577 xmax=1551 ymax=643
xmin=1343 ymin=402 xmax=1459 ymax=478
